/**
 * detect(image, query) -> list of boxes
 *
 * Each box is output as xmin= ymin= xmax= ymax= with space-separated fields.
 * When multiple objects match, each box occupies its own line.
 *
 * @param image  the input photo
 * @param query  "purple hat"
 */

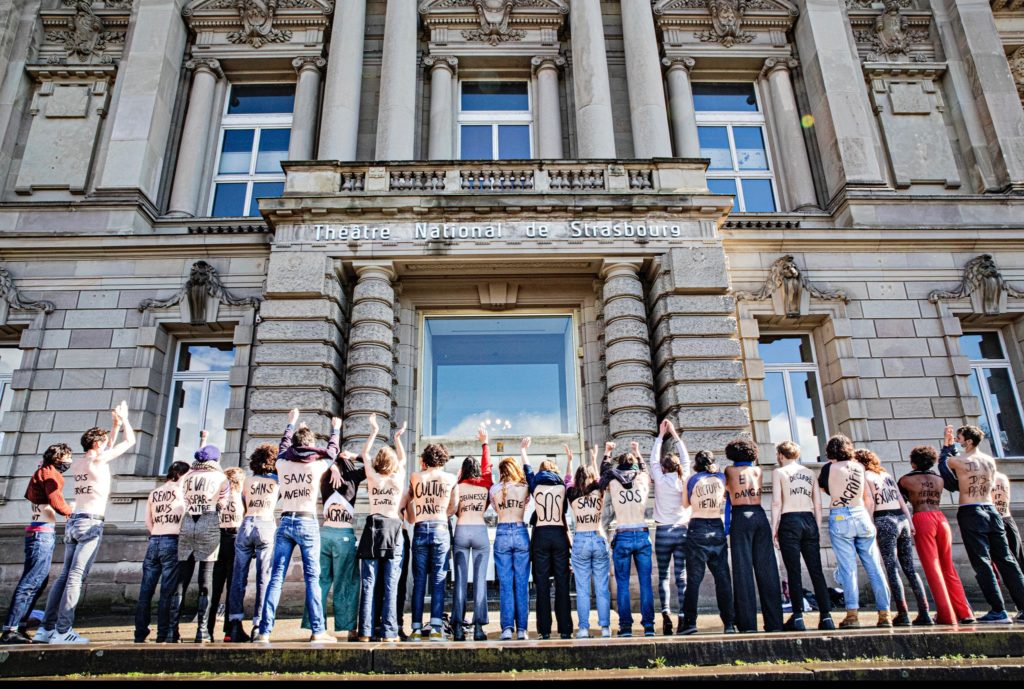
xmin=195 ymin=445 xmax=221 ymax=463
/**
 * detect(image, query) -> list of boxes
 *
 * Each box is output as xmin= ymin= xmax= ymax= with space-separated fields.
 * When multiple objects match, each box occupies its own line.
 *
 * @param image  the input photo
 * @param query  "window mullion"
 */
xmin=782 ymin=368 xmax=799 ymax=442
xmin=978 ymin=366 xmax=1003 ymax=458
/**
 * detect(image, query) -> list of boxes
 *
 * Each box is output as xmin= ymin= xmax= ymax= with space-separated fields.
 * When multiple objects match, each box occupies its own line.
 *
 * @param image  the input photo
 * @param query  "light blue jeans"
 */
xmin=258 ymin=514 xmax=324 ymax=635
xmin=359 ymin=548 xmax=403 ymax=639
xmin=612 ymin=529 xmax=655 ymax=632
xmin=493 ymin=523 xmax=530 ymax=633
xmin=829 ymin=506 xmax=891 ymax=612
xmin=41 ymin=516 xmax=104 ymax=634
xmin=571 ymin=530 xmax=611 ymax=630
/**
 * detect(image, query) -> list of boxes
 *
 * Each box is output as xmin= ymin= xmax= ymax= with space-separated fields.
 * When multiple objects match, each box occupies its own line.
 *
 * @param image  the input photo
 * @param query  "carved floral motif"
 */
xmin=45 ymin=0 xmax=125 ymax=60
xmin=1010 ymin=47 xmax=1024 ymax=99
xmin=694 ymin=0 xmax=755 ymax=47
xmin=461 ymin=0 xmax=526 ymax=45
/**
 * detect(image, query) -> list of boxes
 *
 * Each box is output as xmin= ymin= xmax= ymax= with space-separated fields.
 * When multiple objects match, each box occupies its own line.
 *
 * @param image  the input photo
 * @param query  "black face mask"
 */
xmin=55 ymin=461 xmax=72 ymax=475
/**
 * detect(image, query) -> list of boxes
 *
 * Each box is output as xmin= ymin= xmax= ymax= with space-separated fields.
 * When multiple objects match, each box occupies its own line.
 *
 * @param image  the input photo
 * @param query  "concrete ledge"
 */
xmin=1 ymin=628 xmax=1022 ymax=677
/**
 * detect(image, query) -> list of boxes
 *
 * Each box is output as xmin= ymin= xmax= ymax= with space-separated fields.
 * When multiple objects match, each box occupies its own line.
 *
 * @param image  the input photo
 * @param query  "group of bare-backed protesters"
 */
xmin=2 ymin=403 xmax=1023 ymax=644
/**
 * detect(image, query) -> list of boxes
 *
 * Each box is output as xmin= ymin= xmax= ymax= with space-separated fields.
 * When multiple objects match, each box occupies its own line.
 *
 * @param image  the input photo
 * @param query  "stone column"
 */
xmin=425 ymin=56 xmax=457 ymax=160
xmin=342 ymin=261 xmax=397 ymax=452
xmin=289 ymin=57 xmax=326 ymax=161
xmin=375 ymin=0 xmax=419 ymax=160
xmin=601 ymin=259 xmax=656 ymax=452
xmin=663 ymin=57 xmax=701 ymax=158
xmin=570 ymin=0 xmax=616 ymax=158
xmin=532 ymin=56 xmax=565 ymax=159
xmin=166 ymin=58 xmax=223 ymax=218
xmin=620 ymin=0 xmax=672 ymax=158
xmin=318 ymin=0 xmax=366 ymax=160
xmin=761 ymin=58 xmax=818 ymax=211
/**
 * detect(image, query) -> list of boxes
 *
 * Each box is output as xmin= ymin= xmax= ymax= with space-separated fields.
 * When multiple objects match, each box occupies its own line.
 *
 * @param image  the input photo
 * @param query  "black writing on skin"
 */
xmin=574 ymin=495 xmax=603 ymax=525
xmin=535 ymin=491 xmax=564 ymax=522
xmin=693 ymin=479 xmax=724 ymax=510
xmin=458 ymin=493 xmax=485 ymax=513
xmin=837 ymin=471 xmax=862 ymax=506
xmin=967 ymin=474 xmax=991 ymax=499
xmin=875 ymin=476 xmax=899 ymax=506
xmin=415 ymin=502 xmax=443 ymax=517
xmin=498 ymin=498 xmax=524 ymax=511
xmin=74 ymin=473 xmax=94 ymax=495
xmin=248 ymin=499 xmax=268 ymax=510
xmin=249 ymin=482 xmax=276 ymax=495
xmin=371 ymin=485 xmax=396 ymax=508
xmin=617 ymin=488 xmax=644 ymax=505
xmin=283 ymin=473 xmax=313 ymax=485
xmin=325 ymin=505 xmax=353 ymax=523
xmin=152 ymin=512 xmax=182 ymax=525
xmin=788 ymin=472 xmax=813 ymax=498
xmin=282 ymin=487 xmax=311 ymax=501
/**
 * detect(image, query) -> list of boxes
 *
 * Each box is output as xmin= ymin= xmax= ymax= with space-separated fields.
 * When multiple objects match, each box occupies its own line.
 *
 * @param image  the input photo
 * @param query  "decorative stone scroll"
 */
xmin=139 ymin=261 xmax=261 ymax=325
xmin=735 ymin=255 xmax=849 ymax=318
xmin=0 ymin=267 xmax=56 ymax=315
xmin=929 ymin=254 xmax=1024 ymax=316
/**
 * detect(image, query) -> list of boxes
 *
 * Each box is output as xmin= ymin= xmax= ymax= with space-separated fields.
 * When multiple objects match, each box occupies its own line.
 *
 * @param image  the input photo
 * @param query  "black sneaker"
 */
xmin=473 ymin=625 xmax=487 ymax=641
xmin=560 ymin=633 xmax=572 ymax=640
xmin=678 ymin=625 xmax=698 ymax=636
xmin=783 ymin=615 xmax=806 ymax=632
xmin=0 ymin=630 xmax=32 ymax=644
xmin=397 ymin=628 xmax=409 ymax=641
xmin=539 ymin=633 xmax=551 ymax=640
xmin=724 ymin=625 xmax=737 ymax=634
xmin=662 ymin=612 xmax=674 ymax=636
xmin=452 ymin=624 xmax=465 ymax=642
xmin=643 ymin=626 xmax=656 ymax=637
xmin=913 ymin=612 xmax=935 ymax=627
xmin=818 ymin=617 xmax=836 ymax=631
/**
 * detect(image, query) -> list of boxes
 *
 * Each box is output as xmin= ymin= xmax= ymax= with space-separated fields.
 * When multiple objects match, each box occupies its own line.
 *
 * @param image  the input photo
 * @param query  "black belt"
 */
xmin=70 ymin=512 xmax=105 ymax=522
xmin=282 ymin=511 xmax=316 ymax=520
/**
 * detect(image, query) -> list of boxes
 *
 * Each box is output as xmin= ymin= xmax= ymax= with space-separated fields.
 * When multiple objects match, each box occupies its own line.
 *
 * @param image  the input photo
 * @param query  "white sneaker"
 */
xmin=310 ymin=633 xmax=337 ymax=644
xmin=33 ymin=628 xmax=55 ymax=643
xmin=499 ymin=628 xmax=513 ymax=641
xmin=51 ymin=629 xmax=88 ymax=644
xmin=252 ymin=634 xmax=271 ymax=644
xmin=516 ymin=630 xmax=529 ymax=641
xmin=576 ymin=629 xmax=590 ymax=639
xmin=600 ymin=627 xmax=612 ymax=638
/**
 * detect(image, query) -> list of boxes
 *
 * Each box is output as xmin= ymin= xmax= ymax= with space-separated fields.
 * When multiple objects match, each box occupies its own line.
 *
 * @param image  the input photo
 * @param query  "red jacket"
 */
xmin=460 ymin=443 xmax=494 ymax=489
xmin=25 ymin=464 xmax=72 ymax=517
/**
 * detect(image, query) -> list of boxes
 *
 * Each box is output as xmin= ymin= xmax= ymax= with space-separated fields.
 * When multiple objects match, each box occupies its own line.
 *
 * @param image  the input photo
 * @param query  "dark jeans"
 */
xmin=411 ymin=521 xmax=450 ymax=631
xmin=176 ymin=556 xmax=215 ymax=640
xmin=654 ymin=524 xmax=687 ymax=615
xmin=958 ymin=504 xmax=1024 ymax=613
xmin=684 ymin=518 xmax=734 ymax=629
xmin=373 ymin=527 xmax=410 ymax=635
xmin=3 ymin=530 xmax=56 ymax=631
xmin=134 ymin=535 xmax=181 ymax=642
xmin=1005 ymin=515 xmax=1024 ymax=568
xmin=611 ymin=529 xmax=655 ymax=633
xmin=208 ymin=528 xmax=237 ymax=638
xmin=532 ymin=526 xmax=572 ymax=636
xmin=777 ymin=512 xmax=832 ymax=618
xmin=729 ymin=505 xmax=783 ymax=632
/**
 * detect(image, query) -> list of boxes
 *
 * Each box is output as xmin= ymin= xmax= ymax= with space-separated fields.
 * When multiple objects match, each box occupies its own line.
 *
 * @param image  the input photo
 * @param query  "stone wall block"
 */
xmin=348 ymin=322 xmax=394 ymax=348
xmin=251 ymin=365 xmax=340 ymax=389
xmin=603 ymin=276 xmax=645 ymax=301
xmin=606 ymin=340 xmax=654 ymax=365
xmin=648 ymin=294 xmax=736 ymax=323
xmin=654 ymin=338 xmax=741 ymax=368
xmin=607 ymin=386 xmax=657 ymax=414
xmin=254 ymin=343 xmax=343 ymax=371
xmin=602 ymin=296 xmax=648 ymax=322
xmin=345 ymin=345 xmax=393 ymax=370
xmin=256 ymin=320 xmax=338 ymax=343
xmin=656 ymin=360 xmax=746 ymax=387
xmin=259 ymin=299 xmax=344 ymax=322
xmin=264 ymin=253 xmax=329 ymax=296
xmin=653 ymin=315 xmax=738 ymax=343
xmin=350 ymin=300 xmax=394 ymax=325
xmin=603 ymin=317 xmax=649 ymax=344
xmin=608 ymin=409 xmax=659 ymax=437
xmin=664 ymin=247 xmax=730 ymax=293
xmin=249 ymin=389 xmax=339 ymax=412
xmin=662 ymin=382 xmax=748 ymax=406
xmin=342 ymin=391 xmax=392 ymax=418
xmin=345 ymin=366 xmax=392 ymax=393
xmin=606 ymin=362 xmax=655 ymax=390
xmin=673 ymin=405 xmax=751 ymax=429
xmin=352 ymin=277 xmax=395 ymax=306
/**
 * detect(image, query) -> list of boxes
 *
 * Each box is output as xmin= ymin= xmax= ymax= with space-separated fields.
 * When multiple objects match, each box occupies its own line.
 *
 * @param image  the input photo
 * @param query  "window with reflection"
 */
xmin=421 ymin=316 xmax=578 ymax=437
xmin=210 ymin=84 xmax=294 ymax=218
xmin=163 ymin=343 xmax=235 ymax=467
xmin=963 ymin=331 xmax=1024 ymax=458
xmin=458 ymin=81 xmax=532 ymax=160
xmin=694 ymin=83 xmax=777 ymax=213
xmin=758 ymin=334 xmax=827 ymax=461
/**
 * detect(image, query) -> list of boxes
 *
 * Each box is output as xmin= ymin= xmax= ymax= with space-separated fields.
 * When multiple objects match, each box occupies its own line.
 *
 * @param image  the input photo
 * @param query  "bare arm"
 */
xmin=864 ymin=479 xmax=876 ymax=518
xmin=362 ymin=414 xmax=380 ymax=479
xmin=394 ymin=421 xmax=407 ymax=468
xmin=771 ymin=470 xmax=783 ymax=547
xmin=99 ymin=401 xmax=136 ymax=464
xmin=812 ymin=480 xmax=823 ymax=527
xmin=447 ymin=482 xmax=459 ymax=518
xmin=145 ymin=494 xmax=154 ymax=533
xmin=107 ymin=410 xmax=122 ymax=449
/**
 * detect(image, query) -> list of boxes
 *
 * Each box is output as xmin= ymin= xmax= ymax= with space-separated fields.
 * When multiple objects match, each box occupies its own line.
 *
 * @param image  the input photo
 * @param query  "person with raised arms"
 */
xmin=771 ymin=441 xmax=833 ymax=631
xmin=939 ymin=424 xmax=1024 ymax=624
xmin=649 ymin=420 xmax=691 ymax=636
xmin=226 ymin=443 xmax=280 ymax=643
xmin=451 ymin=427 xmax=494 ymax=642
xmin=208 ymin=466 xmax=244 ymax=641
xmin=402 ymin=440 xmax=456 ymax=641
xmin=490 ymin=449 xmax=532 ymax=641
xmin=817 ymin=434 xmax=891 ymax=629
xmin=897 ymin=443 xmax=974 ymax=626
xmin=253 ymin=409 xmax=342 ymax=644
xmin=568 ymin=443 xmax=611 ymax=638
xmin=356 ymin=413 xmax=408 ymax=642
xmin=38 ymin=401 xmax=135 ymax=645
xmin=678 ymin=450 xmax=735 ymax=635
xmin=134 ymin=460 xmax=189 ymax=644
xmin=521 ymin=437 xmax=573 ymax=640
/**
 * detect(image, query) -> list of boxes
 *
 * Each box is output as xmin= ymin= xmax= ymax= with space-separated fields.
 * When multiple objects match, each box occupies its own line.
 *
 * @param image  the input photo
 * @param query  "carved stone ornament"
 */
xmin=45 ymin=0 xmax=125 ymax=61
xmin=929 ymin=254 xmax=1024 ymax=316
xmin=1010 ymin=47 xmax=1024 ymax=99
xmin=138 ymin=261 xmax=261 ymax=325
xmin=735 ymin=255 xmax=849 ymax=318
xmin=183 ymin=0 xmax=334 ymax=48
xmin=461 ymin=0 xmax=526 ymax=45
xmin=694 ymin=0 xmax=755 ymax=47
xmin=852 ymin=0 xmax=930 ymax=62
xmin=0 ymin=267 xmax=55 ymax=314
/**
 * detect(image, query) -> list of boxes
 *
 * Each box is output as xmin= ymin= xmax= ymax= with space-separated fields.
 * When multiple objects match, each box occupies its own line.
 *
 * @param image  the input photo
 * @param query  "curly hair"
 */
xmin=248 ymin=443 xmax=278 ymax=476
xmin=825 ymin=434 xmax=855 ymax=462
xmin=43 ymin=443 xmax=72 ymax=468
xmin=80 ymin=427 xmax=108 ymax=453
xmin=225 ymin=467 xmax=245 ymax=491
xmin=854 ymin=448 xmax=885 ymax=474
xmin=373 ymin=446 xmax=398 ymax=476
xmin=909 ymin=445 xmax=938 ymax=471
xmin=725 ymin=439 xmax=759 ymax=464
xmin=421 ymin=443 xmax=449 ymax=469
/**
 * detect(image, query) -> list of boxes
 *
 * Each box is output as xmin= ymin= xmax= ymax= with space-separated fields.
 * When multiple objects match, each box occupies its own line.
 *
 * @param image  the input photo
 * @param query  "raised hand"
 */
xmin=394 ymin=420 xmax=407 ymax=442
xmin=658 ymin=419 xmax=668 ymax=437
xmin=944 ymin=424 xmax=955 ymax=447
xmin=288 ymin=408 xmax=300 ymax=426
xmin=200 ymin=429 xmax=209 ymax=444
xmin=368 ymin=412 xmax=379 ymax=433
xmin=630 ymin=440 xmax=640 ymax=456
xmin=331 ymin=417 xmax=342 ymax=432
xmin=477 ymin=426 xmax=488 ymax=444
xmin=521 ymin=437 xmax=531 ymax=450
xmin=589 ymin=445 xmax=599 ymax=465
xmin=666 ymin=419 xmax=681 ymax=438
xmin=329 ymin=464 xmax=342 ymax=489
xmin=604 ymin=440 xmax=616 ymax=455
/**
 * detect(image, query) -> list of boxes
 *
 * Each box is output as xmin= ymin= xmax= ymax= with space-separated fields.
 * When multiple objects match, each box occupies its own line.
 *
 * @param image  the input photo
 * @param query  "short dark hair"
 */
xmin=292 ymin=425 xmax=316 ymax=448
xmin=825 ymin=434 xmax=855 ymax=462
xmin=166 ymin=461 xmax=191 ymax=482
xmin=725 ymin=439 xmax=758 ymax=464
xmin=421 ymin=443 xmax=449 ymax=469
xmin=957 ymin=425 xmax=984 ymax=448
xmin=909 ymin=446 xmax=938 ymax=471
xmin=43 ymin=443 xmax=72 ymax=467
xmin=249 ymin=443 xmax=278 ymax=475
xmin=81 ymin=427 xmax=108 ymax=452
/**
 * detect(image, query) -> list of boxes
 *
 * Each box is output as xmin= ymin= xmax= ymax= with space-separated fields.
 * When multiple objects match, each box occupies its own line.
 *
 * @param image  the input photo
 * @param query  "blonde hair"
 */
xmin=498 ymin=457 xmax=527 ymax=503
xmin=776 ymin=441 xmax=801 ymax=461
xmin=225 ymin=467 xmax=245 ymax=491
xmin=373 ymin=446 xmax=398 ymax=476
xmin=538 ymin=459 xmax=558 ymax=473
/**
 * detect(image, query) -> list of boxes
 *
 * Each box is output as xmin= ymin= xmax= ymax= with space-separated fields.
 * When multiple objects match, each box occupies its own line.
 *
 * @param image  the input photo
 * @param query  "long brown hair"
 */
xmin=854 ymin=448 xmax=885 ymax=474
xmin=498 ymin=457 xmax=526 ymax=503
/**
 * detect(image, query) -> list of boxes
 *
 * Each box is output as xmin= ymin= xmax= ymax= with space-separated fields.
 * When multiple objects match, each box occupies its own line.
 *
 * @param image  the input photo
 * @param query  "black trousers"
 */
xmin=683 ymin=518 xmax=734 ymax=629
xmin=208 ymin=528 xmax=237 ymax=638
xmin=531 ymin=526 xmax=572 ymax=636
xmin=729 ymin=505 xmax=783 ymax=632
xmin=374 ymin=527 xmax=411 ymax=634
xmin=958 ymin=504 xmax=1024 ymax=613
xmin=777 ymin=512 xmax=832 ymax=618
xmin=1005 ymin=515 xmax=1024 ymax=568
xmin=175 ymin=556 xmax=215 ymax=640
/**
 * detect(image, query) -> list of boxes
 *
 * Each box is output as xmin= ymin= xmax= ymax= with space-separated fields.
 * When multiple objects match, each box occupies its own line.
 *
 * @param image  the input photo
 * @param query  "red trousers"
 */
xmin=912 ymin=511 xmax=973 ymax=624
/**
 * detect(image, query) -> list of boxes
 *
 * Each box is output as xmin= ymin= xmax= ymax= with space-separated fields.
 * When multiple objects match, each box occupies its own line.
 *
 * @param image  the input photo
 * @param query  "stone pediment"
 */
xmin=35 ymin=0 xmax=131 ymax=67
xmin=183 ymin=0 xmax=332 ymax=57
xmin=653 ymin=0 xmax=798 ymax=56
xmin=653 ymin=0 xmax=798 ymax=16
xmin=420 ymin=0 xmax=568 ymax=56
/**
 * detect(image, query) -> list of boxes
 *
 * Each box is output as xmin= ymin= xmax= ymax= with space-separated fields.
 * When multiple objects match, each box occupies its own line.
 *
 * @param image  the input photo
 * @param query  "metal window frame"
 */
xmin=964 ymin=329 xmax=1024 ymax=459
xmin=161 ymin=340 xmax=234 ymax=468
xmin=457 ymin=79 xmax=533 ymax=160
xmin=759 ymin=332 xmax=830 ymax=460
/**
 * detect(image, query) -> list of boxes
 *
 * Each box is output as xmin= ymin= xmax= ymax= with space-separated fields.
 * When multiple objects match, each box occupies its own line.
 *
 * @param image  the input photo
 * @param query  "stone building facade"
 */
xmin=0 ymin=0 xmax=1022 ymax=609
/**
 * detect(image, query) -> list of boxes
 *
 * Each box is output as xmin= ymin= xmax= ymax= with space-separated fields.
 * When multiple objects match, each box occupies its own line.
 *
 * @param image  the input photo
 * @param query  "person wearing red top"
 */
xmin=1 ymin=443 xmax=75 ymax=643
xmin=451 ymin=427 xmax=494 ymax=641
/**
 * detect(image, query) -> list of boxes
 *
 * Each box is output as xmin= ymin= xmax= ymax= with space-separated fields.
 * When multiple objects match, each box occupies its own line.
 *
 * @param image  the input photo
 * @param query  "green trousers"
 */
xmin=301 ymin=527 xmax=359 ymax=632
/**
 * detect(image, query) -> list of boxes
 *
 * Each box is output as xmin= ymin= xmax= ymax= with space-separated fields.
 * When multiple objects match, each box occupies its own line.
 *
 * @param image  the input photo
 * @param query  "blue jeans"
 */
xmin=452 ymin=524 xmax=490 ymax=626
xmin=360 ymin=548 xmax=404 ymax=639
xmin=134 ymin=535 xmax=180 ymax=641
xmin=493 ymin=523 xmax=530 ymax=633
xmin=612 ymin=529 xmax=655 ymax=632
xmin=228 ymin=517 xmax=274 ymax=630
xmin=571 ymin=530 xmax=611 ymax=630
xmin=829 ymin=506 xmax=891 ymax=612
xmin=258 ymin=515 xmax=324 ymax=636
xmin=3 ymin=530 xmax=56 ymax=631
xmin=412 ymin=521 xmax=451 ymax=631
xmin=42 ymin=516 xmax=104 ymax=634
